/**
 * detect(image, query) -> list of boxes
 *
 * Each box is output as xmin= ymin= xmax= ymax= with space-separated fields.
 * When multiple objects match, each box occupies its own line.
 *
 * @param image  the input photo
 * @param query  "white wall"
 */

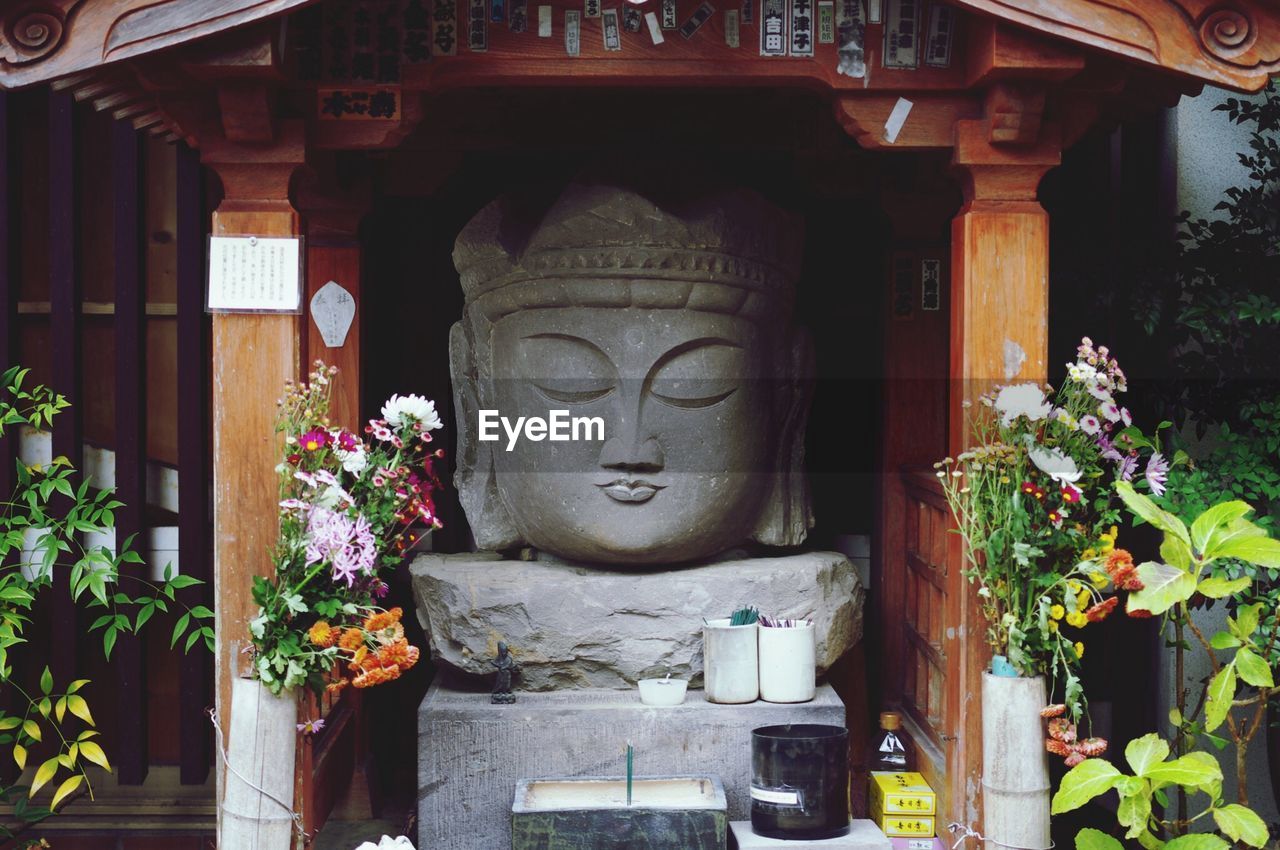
xmin=1161 ymin=85 xmax=1278 ymax=826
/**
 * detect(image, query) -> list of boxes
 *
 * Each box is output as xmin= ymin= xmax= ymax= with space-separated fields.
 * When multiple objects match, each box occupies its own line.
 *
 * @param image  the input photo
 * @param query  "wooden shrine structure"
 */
xmin=0 ymin=0 xmax=1278 ymax=841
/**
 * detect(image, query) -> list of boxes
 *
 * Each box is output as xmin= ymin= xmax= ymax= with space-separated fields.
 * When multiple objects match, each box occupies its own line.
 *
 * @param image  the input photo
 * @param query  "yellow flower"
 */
xmin=1066 ymin=611 xmax=1087 ymax=629
xmin=1099 ymin=526 xmax=1118 ymax=554
xmin=1081 ymin=548 xmax=1098 ymax=561
xmin=1074 ymin=641 xmax=1085 ymax=659
xmin=1048 ymin=620 xmax=1059 ymax=633
xmin=1050 ymin=605 xmax=1065 ymax=621
xmin=1077 ymin=590 xmax=1091 ymax=611
xmin=1088 ymin=571 xmax=1109 ymax=589
xmin=1068 ymin=580 xmax=1083 ymax=595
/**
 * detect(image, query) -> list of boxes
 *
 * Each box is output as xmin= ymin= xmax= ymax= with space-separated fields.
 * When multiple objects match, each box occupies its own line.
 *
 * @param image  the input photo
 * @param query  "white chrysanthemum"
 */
xmin=993 ymin=383 xmax=1052 ymax=427
xmin=1029 ymin=445 xmax=1082 ymax=484
xmin=381 ymin=393 xmax=443 ymax=430
xmin=354 ymin=837 xmax=416 ymax=850
xmin=335 ymin=445 xmax=368 ymax=475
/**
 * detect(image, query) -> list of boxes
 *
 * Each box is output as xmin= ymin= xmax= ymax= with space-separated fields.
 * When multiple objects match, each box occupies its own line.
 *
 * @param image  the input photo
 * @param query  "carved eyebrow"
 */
xmin=520 ymin=332 xmax=612 ymax=363
xmin=644 ymin=337 xmax=743 ymax=386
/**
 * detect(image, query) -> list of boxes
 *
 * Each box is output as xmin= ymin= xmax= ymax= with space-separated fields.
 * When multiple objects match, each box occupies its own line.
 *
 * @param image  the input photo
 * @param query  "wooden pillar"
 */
xmin=201 ymin=122 xmax=306 ymax=820
xmin=947 ymin=111 xmax=1061 ymax=831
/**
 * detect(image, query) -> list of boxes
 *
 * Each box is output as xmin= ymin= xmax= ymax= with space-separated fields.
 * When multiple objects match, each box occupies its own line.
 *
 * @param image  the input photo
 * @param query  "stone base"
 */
xmin=410 ymin=551 xmax=864 ymax=690
xmin=730 ymin=820 xmax=891 ymax=849
xmin=418 ymin=679 xmax=846 ymax=850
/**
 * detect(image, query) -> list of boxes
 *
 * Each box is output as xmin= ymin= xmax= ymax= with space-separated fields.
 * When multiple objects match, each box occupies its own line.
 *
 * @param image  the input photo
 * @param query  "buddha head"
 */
xmin=449 ymin=180 xmax=813 ymax=564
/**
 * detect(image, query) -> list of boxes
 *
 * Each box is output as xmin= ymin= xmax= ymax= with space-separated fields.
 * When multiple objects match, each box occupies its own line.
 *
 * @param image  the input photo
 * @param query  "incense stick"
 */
xmin=626 ymin=742 xmax=633 ymax=806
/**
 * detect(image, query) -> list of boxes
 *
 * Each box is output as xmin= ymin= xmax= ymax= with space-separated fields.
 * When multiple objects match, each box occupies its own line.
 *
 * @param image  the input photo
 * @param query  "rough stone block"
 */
xmin=418 ymin=680 xmax=846 ymax=850
xmin=730 ymin=820 xmax=892 ymax=849
xmin=410 ymin=551 xmax=864 ymax=690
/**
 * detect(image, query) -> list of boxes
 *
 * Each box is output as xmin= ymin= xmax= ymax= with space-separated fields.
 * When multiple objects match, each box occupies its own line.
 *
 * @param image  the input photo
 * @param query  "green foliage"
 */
xmin=0 ymin=366 xmax=212 ymax=837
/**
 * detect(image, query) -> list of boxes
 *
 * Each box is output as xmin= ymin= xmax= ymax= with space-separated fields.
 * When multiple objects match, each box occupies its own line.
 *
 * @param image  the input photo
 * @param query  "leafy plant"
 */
xmin=0 ymin=366 xmax=211 ymax=839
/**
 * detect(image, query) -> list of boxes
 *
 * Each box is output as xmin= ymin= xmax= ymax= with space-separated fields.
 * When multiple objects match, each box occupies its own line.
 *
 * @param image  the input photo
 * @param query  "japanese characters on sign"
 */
xmin=789 ymin=0 xmax=814 ymax=56
xmin=835 ymin=0 xmax=865 ymax=77
xmin=661 ymin=0 xmax=678 ymax=29
xmin=623 ymin=5 xmax=642 ymax=32
xmin=318 ymin=88 xmax=399 ymax=119
xmin=725 ymin=9 xmax=740 ymax=46
xmin=432 ymin=0 xmax=459 ymax=55
xmin=510 ymin=0 xmax=529 ymax=31
xmin=566 ymin=9 xmax=582 ymax=53
xmin=760 ymin=0 xmax=787 ymax=55
xmin=741 ymin=0 xmax=754 ymax=26
xmin=602 ymin=8 xmax=623 ymax=48
xmin=680 ymin=1 xmax=716 ymax=38
xmin=468 ymin=0 xmax=488 ymax=50
xmin=882 ymin=0 xmax=919 ymax=68
xmin=310 ymin=281 xmax=358 ymax=348
xmin=585 ymin=0 xmax=602 ymax=18
xmin=921 ymin=259 xmax=941 ymax=311
xmin=405 ymin=0 xmax=431 ymax=62
xmin=207 ymin=237 xmax=303 ymax=314
xmin=817 ymin=1 xmax=834 ymax=43
xmin=924 ymin=2 xmax=955 ymax=68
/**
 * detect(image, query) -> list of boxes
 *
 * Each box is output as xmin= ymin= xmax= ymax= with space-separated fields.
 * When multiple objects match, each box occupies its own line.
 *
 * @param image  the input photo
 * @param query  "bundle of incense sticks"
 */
xmin=759 ymin=614 xmax=813 ymax=628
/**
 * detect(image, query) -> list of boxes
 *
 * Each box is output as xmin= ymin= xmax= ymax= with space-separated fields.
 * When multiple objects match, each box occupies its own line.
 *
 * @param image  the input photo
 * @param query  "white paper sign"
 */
xmin=310 ymin=281 xmax=356 ymax=348
xmin=207 ymin=236 xmax=302 ymax=313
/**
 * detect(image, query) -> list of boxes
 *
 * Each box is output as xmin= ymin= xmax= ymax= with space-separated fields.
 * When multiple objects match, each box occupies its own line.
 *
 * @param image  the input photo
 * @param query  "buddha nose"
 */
xmin=599 ymin=419 xmax=665 ymax=473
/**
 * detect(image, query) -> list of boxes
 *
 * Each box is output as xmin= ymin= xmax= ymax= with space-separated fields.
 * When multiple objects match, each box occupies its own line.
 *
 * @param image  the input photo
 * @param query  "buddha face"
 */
xmin=484 ymin=304 xmax=776 ymax=564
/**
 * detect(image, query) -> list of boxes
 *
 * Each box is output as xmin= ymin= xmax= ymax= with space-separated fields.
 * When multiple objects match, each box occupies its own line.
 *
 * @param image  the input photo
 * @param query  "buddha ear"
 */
xmin=750 ymin=326 xmax=815 ymax=548
xmin=450 ymin=317 xmax=523 ymax=551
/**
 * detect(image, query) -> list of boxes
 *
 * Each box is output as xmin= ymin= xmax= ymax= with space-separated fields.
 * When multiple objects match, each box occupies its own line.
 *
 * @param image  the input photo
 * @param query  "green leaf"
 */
xmin=29 ymin=758 xmax=58 ymax=797
xmin=1125 ymin=734 xmax=1170 ymax=776
xmin=66 ymin=679 xmax=88 ymax=694
xmin=12 ymin=744 xmax=25 ymax=771
xmin=171 ymin=612 xmax=190 ymax=649
xmin=1052 ymin=758 xmax=1123 ymax=814
xmin=1211 ymin=631 xmax=1242 ymax=650
xmin=1076 ymin=829 xmax=1124 ymax=850
xmin=38 ymin=666 xmax=51 ymax=696
xmin=21 ymin=719 xmax=40 ymax=743
xmin=1137 ymin=830 xmax=1166 ymax=850
xmin=1235 ymin=604 xmax=1263 ymax=637
xmin=1198 ymin=576 xmax=1251 ymax=599
xmin=1213 ymin=803 xmax=1270 ymax=847
xmin=49 ymin=774 xmax=81 ymax=810
xmin=1126 ymin=562 xmax=1197 ymax=616
xmin=1161 ymin=536 xmax=1193 ymax=571
xmin=1191 ymin=501 xmax=1254 ymax=556
xmin=1214 ymin=532 xmax=1280 ymax=568
xmin=78 ymin=741 xmax=109 ymax=771
xmin=66 ymin=695 xmax=93 ymax=726
xmin=1162 ymin=836 xmax=1228 ymax=850
xmin=1144 ymin=752 xmax=1223 ymax=792
xmin=1205 ymin=663 xmax=1237 ymax=732
xmin=1117 ymin=783 xmax=1153 ymax=839
xmin=1235 ymin=647 xmax=1274 ymax=688
xmin=1117 ymin=481 xmax=1191 ymax=543
xmin=0 ymin=717 xmax=21 ymax=732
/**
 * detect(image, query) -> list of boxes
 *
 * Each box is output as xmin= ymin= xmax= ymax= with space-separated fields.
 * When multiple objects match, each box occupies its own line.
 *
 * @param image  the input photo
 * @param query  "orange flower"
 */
xmin=1047 ymin=718 xmax=1077 ymax=744
xmin=350 ymin=646 xmax=369 ymax=672
xmin=338 ymin=628 xmax=364 ymax=651
xmin=364 ymin=607 xmax=404 ymax=632
xmin=325 ymin=679 xmax=350 ymax=695
xmin=372 ymin=622 xmax=405 ymax=646
xmin=1077 ymin=738 xmax=1108 ymax=757
xmin=1104 ymin=549 xmax=1144 ymax=591
xmin=353 ymin=664 xmax=401 ymax=689
xmin=308 ymin=621 xmax=336 ymax=648
xmin=377 ymin=639 xmax=412 ymax=668
xmin=1085 ymin=597 xmax=1119 ymax=623
xmin=1045 ymin=739 xmax=1072 ymax=757
xmin=1040 ymin=704 xmax=1067 ymax=719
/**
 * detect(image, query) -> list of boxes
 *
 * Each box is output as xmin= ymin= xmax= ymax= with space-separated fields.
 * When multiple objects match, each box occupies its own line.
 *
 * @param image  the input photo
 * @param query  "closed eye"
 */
xmin=650 ymin=387 xmax=736 ymax=409
xmin=534 ymin=385 xmax=616 ymax=404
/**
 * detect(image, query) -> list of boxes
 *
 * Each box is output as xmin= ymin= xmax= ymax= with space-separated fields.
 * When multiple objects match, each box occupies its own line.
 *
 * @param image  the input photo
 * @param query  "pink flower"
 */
xmin=1117 ymin=454 xmax=1138 ymax=482
xmin=1100 ymin=402 xmax=1122 ymax=423
xmin=1120 ymin=407 xmax=1132 ymax=427
xmin=336 ymin=431 xmax=359 ymax=452
xmin=1089 ymin=384 xmax=1113 ymax=402
xmin=1146 ymin=453 xmax=1170 ymax=497
xmin=299 ymin=429 xmax=330 ymax=452
xmin=297 ymin=718 xmax=325 ymax=736
xmin=1080 ymin=415 xmax=1101 ymax=435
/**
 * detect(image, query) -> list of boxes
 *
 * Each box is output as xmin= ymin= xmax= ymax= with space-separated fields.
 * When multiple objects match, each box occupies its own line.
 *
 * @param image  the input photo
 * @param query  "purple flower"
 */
xmin=1117 ymin=454 xmax=1138 ymax=482
xmin=1097 ymin=433 xmax=1123 ymax=463
xmin=297 ymin=718 xmax=325 ymax=736
xmin=304 ymin=507 xmax=378 ymax=587
xmin=1146 ymin=452 xmax=1170 ymax=497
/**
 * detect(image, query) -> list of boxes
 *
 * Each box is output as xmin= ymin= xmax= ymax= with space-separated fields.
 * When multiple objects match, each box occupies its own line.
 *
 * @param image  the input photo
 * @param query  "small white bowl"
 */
xmin=638 ymin=677 xmax=688 ymax=706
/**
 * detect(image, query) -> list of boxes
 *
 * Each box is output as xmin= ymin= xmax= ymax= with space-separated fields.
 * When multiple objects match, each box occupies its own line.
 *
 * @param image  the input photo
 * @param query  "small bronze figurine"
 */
xmin=491 ymin=641 xmax=518 ymax=704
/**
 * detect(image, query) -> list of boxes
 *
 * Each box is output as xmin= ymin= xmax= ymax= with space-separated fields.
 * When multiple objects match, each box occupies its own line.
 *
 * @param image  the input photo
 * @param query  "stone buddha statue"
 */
xmin=449 ymin=180 xmax=815 ymax=565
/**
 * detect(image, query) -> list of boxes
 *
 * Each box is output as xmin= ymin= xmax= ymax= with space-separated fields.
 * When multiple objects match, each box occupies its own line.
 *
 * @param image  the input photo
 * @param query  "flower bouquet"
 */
xmin=249 ymin=361 xmax=445 ymax=695
xmin=938 ymin=338 xmax=1163 ymax=731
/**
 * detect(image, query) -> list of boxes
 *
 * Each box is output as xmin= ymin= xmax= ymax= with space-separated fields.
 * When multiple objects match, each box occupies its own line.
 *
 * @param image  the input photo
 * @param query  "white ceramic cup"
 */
xmin=702 ymin=619 xmax=759 ymax=704
xmin=639 ymin=677 xmax=689 ymax=706
xmin=758 ymin=621 xmax=816 ymax=703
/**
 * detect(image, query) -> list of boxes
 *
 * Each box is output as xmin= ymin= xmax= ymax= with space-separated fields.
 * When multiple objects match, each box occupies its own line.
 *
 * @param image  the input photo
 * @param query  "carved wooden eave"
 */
xmin=0 ymin=0 xmax=316 ymax=89
xmin=949 ymin=0 xmax=1280 ymax=91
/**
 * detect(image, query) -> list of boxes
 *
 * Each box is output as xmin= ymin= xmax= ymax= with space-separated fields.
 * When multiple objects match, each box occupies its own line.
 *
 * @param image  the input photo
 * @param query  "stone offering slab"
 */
xmin=411 ymin=551 xmax=864 ymax=690
xmin=418 ymin=680 xmax=846 ymax=850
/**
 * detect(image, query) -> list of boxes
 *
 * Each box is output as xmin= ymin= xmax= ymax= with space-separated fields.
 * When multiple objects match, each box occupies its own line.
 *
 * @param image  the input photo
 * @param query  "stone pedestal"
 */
xmin=729 ymin=820 xmax=891 ymax=849
xmin=411 ymin=551 xmax=864 ymax=690
xmin=418 ymin=680 xmax=847 ymax=850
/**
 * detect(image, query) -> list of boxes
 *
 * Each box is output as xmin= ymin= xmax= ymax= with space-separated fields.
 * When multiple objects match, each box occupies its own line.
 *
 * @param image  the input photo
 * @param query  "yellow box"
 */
xmin=870 ymin=771 xmax=937 ymax=816
xmin=871 ymin=800 xmax=936 ymax=838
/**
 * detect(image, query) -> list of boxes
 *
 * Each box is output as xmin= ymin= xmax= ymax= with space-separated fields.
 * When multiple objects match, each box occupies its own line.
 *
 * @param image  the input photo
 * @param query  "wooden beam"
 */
xmin=176 ymin=143 xmax=212 ymax=786
xmin=965 ymin=20 xmax=1085 ymax=88
xmin=833 ymin=95 xmax=981 ymax=151
xmin=48 ymin=89 xmax=80 ymax=687
xmin=0 ymin=93 xmax=13 ymax=508
xmin=203 ymin=120 xmax=305 ymax=823
xmin=945 ymin=112 xmax=1061 ymax=835
xmin=111 ymin=118 xmax=149 ymax=785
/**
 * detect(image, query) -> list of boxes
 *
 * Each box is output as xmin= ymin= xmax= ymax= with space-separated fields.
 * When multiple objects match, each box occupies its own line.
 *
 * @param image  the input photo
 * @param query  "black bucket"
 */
xmin=750 ymin=724 xmax=850 ymax=840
